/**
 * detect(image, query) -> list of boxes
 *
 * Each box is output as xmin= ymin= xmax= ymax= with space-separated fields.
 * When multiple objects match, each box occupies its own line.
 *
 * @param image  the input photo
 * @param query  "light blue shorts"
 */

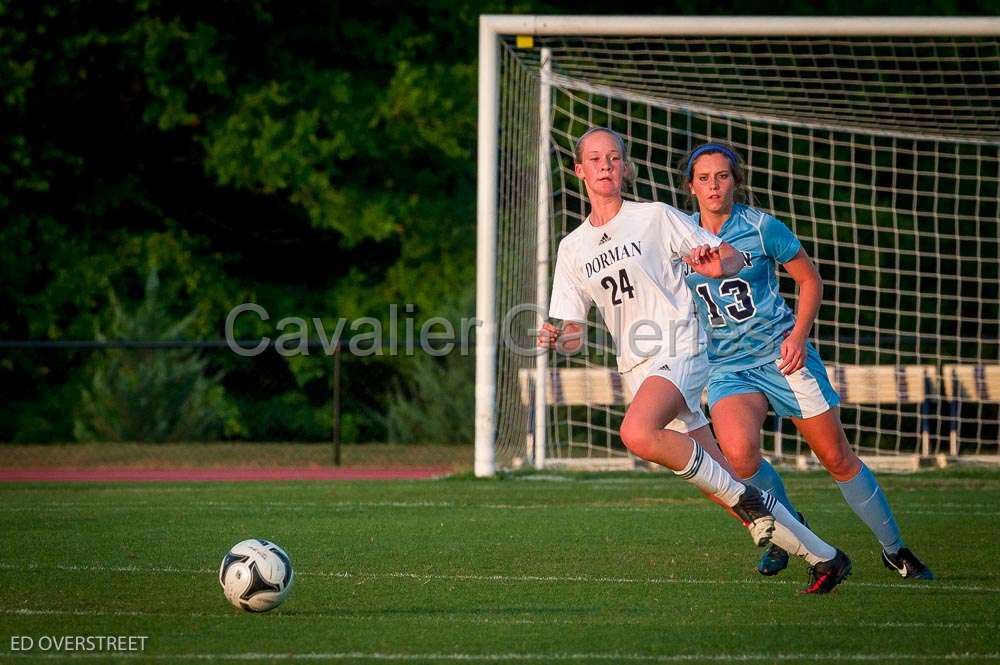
xmin=707 ymin=343 xmax=841 ymax=419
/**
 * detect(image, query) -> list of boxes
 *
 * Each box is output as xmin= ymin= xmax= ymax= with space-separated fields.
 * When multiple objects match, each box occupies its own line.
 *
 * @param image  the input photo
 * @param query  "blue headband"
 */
xmin=686 ymin=144 xmax=739 ymax=177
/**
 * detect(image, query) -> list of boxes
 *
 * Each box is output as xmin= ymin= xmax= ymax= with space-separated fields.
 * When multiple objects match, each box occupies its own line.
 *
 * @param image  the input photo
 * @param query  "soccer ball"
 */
xmin=219 ymin=539 xmax=294 ymax=612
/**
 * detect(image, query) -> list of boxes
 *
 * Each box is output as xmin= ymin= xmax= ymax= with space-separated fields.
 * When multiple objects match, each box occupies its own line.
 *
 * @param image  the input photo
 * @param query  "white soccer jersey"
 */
xmin=549 ymin=201 xmax=722 ymax=373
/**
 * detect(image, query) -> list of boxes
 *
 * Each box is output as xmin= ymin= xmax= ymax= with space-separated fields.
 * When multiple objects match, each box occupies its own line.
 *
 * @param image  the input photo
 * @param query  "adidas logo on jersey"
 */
xmin=598 ymin=233 xmax=611 ymax=245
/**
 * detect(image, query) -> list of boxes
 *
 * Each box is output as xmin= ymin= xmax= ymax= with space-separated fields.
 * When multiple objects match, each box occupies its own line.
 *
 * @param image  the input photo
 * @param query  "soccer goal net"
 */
xmin=475 ymin=17 xmax=1000 ymax=476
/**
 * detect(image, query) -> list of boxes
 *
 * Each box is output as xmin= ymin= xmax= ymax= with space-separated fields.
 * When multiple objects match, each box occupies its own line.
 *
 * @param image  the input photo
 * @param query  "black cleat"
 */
xmin=882 ymin=547 xmax=935 ymax=580
xmin=803 ymin=549 xmax=852 ymax=594
xmin=732 ymin=485 xmax=776 ymax=546
xmin=756 ymin=512 xmax=806 ymax=576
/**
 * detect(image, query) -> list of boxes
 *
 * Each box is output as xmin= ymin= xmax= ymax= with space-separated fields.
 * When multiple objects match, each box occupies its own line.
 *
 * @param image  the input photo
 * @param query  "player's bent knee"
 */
xmin=814 ymin=447 xmax=861 ymax=479
xmin=619 ymin=421 xmax=655 ymax=461
xmin=723 ymin=448 xmax=760 ymax=480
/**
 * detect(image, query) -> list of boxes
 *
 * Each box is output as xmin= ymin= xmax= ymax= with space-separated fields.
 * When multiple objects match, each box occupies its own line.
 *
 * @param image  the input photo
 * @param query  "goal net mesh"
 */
xmin=494 ymin=34 xmax=1000 ymax=468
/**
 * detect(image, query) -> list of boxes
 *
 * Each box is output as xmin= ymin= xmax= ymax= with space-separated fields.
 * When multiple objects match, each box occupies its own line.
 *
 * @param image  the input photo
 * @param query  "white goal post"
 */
xmin=475 ymin=16 xmax=1000 ymax=477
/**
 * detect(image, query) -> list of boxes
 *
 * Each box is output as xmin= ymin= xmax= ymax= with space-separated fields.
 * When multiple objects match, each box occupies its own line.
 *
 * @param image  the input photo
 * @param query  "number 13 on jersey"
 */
xmin=694 ymin=278 xmax=757 ymax=327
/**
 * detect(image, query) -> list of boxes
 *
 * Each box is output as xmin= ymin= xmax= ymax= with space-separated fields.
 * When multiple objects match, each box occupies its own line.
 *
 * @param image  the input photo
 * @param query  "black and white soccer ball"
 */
xmin=219 ymin=539 xmax=293 ymax=612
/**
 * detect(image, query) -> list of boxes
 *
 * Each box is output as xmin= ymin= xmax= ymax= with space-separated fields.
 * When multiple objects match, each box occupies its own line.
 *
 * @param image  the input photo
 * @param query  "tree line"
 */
xmin=1 ymin=0 xmax=990 ymax=444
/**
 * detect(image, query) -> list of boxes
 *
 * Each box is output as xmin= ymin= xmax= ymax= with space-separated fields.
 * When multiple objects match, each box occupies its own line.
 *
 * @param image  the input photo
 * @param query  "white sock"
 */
xmin=674 ymin=440 xmax=745 ymax=507
xmin=768 ymin=500 xmax=837 ymax=566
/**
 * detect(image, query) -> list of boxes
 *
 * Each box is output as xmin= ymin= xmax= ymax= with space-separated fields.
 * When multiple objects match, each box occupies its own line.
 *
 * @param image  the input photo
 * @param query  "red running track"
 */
xmin=0 ymin=467 xmax=452 ymax=483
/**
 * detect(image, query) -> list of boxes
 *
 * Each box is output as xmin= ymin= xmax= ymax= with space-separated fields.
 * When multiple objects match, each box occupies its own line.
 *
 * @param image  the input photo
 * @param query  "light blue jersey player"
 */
xmin=682 ymin=142 xmax=932 ymax=583
xmin=685 ymin=202 xmax=840 ymax=418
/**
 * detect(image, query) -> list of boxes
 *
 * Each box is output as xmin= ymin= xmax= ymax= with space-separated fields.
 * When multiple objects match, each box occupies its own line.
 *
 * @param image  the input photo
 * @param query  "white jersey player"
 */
xmin=549 ymin=198 xmax=718 ymax=432
xmin=537 ymin=128 xmax=850 ymax=593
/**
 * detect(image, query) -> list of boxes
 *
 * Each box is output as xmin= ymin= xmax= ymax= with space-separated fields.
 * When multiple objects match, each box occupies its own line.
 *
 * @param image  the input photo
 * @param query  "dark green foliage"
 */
xmin=383 ymin=354 xmax=475 ymax=444
xmin=73 ymin=267 xmax=236 ymax=442
xmin=0 ymin=0 xmax=483 ymax=442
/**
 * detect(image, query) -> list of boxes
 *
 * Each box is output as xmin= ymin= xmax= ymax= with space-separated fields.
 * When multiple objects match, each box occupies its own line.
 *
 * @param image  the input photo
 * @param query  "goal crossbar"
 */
xmin=480 ymin=15 xmax=1000 ymax=38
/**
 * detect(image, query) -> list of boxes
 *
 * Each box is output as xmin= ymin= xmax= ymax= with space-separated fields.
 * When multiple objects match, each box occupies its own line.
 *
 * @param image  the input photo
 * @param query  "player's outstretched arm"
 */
xmin=684 ymin=242 xmax=743 ymax=278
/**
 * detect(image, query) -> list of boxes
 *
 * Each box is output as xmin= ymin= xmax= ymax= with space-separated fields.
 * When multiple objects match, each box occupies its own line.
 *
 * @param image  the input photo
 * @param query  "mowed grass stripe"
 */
xmin=1 ymin=501 xmax=997 ymax=519
xmin=1 ymin=650 xmax=999 ymax=661
xmin=2 ymin=607 xmax=997 ymax=631
xmin=1 ymin=562 xmax=997 ymax=594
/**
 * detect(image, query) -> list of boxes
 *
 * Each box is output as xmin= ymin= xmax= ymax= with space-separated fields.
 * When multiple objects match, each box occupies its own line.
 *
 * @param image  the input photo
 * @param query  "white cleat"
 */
xmin=732 ymin=485 xmax=777 ymax=546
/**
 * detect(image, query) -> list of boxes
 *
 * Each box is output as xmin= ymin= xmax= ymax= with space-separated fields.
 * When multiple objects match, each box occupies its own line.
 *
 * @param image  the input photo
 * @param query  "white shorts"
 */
xmin=621 ymin=351 xmax=712 ymax=434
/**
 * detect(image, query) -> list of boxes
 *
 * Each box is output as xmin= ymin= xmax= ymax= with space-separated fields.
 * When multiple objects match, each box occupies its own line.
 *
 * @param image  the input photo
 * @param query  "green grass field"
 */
xmin=1 ymin=469 xmax=998 ymax=664
xmin=0 ymin=443 xmax=470 ymax=471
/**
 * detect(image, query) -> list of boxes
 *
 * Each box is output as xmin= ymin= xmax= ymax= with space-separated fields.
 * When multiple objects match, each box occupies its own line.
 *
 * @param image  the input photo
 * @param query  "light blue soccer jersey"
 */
xmin=684 ymin=204 xmax=802 ymax=372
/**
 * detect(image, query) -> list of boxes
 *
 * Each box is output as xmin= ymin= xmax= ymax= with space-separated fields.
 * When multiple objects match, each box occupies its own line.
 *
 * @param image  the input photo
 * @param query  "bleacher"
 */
xmin=519 ymin=363 xmax=999 ymax=470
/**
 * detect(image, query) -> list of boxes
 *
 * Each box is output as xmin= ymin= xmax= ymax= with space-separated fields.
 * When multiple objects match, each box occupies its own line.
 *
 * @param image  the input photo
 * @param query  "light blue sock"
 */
xmin=744 ymin=458 xmax=800 ymax=519
xmin=836 ymin=463 xmax=904 ymax=554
